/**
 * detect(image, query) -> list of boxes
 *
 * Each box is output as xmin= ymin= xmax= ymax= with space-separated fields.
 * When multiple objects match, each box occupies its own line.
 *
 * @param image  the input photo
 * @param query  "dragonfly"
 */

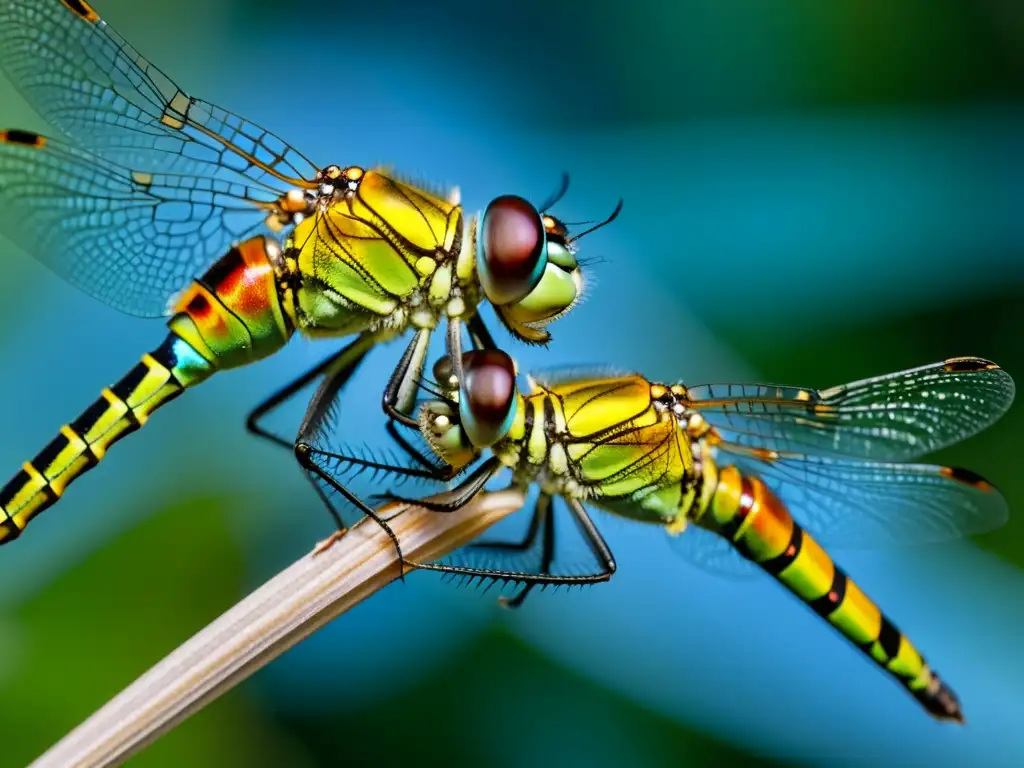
xmin=324 ymin=351 xmax=1014 ymax=723
xmin=0 ymin=0 xmax=620 ymax=547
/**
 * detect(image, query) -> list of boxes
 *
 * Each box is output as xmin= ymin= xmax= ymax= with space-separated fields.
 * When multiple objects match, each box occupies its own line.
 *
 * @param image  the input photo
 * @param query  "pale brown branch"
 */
xmin=30 ymin=490 xmax=525 ymax=768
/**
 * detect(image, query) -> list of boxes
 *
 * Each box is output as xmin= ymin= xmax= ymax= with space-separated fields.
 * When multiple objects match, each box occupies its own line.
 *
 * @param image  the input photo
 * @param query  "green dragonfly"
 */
xmin=322 ymin=350 xmax=1013 ymax=723
xmin=0 ymin=0 xmax=618 ymax=548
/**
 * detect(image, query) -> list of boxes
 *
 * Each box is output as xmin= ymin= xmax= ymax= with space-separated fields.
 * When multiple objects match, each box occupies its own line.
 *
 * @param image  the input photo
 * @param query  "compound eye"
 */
xmin=478 ymin=195 xmax=547 ymax=306
xmin=459 ymin=349 xmax=518 ymax=448
xmin=432 ymin=356 xmax=457 ymax=391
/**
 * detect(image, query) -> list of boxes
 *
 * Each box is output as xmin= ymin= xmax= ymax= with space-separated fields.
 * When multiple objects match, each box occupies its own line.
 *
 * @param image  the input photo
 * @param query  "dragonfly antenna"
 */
xmin=538 ymin=172 xmax=571 ymax=213
xmin=568 ymin=199 xmax=624 ymax=243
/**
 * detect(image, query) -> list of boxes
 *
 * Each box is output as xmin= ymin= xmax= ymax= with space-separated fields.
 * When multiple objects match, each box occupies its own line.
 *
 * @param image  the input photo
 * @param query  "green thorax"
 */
xmin=495 ymin=374 xmax=700 ymax=523
xmin=284 ymin=168 xmax=482 ymax=337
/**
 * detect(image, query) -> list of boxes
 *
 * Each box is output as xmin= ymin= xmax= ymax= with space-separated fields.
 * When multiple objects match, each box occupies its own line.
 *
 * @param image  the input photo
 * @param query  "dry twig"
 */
xmin=31 ymin=490 xmax=525 ymax=768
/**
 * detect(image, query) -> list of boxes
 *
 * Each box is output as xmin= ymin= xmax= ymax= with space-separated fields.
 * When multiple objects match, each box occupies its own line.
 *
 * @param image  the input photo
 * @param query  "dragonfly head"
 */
xmin=477 ymin=180 xmax=621 ymax=345
xmin=421 ymin=350 xmax=520 ymax=469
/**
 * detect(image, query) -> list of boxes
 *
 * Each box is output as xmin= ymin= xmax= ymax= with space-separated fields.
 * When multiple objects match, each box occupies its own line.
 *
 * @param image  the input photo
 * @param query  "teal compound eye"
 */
xmin=477 ymin=195 xmax=548 ymax=307
xmin=458 ymin=349 xmax=519 ymax=449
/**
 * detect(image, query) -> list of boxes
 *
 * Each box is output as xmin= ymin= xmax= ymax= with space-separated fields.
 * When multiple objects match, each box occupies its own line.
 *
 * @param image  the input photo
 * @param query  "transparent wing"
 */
xmin=0 ymin=131 xmax=280 ymax=316
xmin=528 ymin=365 xmax=636 ymax=389
xmin=663 ymin=447 xmax=1006 ymax=577
xmin=719 ymin=446 xmax=1008 ymax=549
xmin=686 ymin=358 xmax=1014 ymax=461
xmin=665 ymin=525 xmax=758 ymax=579
xmin=0 ymin=0 xmax=319 ymax=187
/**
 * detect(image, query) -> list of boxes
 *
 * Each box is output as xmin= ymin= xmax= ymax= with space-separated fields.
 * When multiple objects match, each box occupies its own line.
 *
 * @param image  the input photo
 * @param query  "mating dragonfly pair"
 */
xmin=0 ymin=0 xmax=1014 ymax=725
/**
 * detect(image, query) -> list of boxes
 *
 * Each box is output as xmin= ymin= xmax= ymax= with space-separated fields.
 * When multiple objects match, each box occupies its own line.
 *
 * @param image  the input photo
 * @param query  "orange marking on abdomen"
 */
xmin=737 ymin=477 xmax=795 ymax=563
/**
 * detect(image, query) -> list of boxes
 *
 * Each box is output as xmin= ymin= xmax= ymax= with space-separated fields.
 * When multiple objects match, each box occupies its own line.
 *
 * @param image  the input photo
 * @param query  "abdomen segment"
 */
xmin=0 ymin=236 xmax=293 ymax=542
xmin=699 ymin=464 xmax=964 ymax=723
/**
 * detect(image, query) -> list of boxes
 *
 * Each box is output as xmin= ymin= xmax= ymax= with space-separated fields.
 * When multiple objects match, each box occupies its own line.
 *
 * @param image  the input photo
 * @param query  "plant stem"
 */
xmin=30 ymin=490 xmax=524 ymax=768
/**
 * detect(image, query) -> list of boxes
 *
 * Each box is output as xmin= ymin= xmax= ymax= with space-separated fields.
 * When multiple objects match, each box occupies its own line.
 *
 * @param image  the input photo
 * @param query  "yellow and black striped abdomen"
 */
xmin=0 ymin=236 xmax=293 ymax=543
xmin=698 ymin=465 xmax=963 ymax=723
xmin=0 ymin=334 xmax=208 ymax=542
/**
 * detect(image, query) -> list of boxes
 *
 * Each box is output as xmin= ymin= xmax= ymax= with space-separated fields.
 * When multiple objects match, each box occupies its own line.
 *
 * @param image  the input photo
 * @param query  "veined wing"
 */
xmin=528 ymin=365 xmax=636 ymax=390
xmin=717 ymin=444 xmax=1008 ymax=549
xmin=665 ymin=444 xmax=1007 ymax=577
xmin=685 ymin=358 xmax=1014 ymax=462
xmin=0 ymin=0 xmax=319 ymax=188
xmin=665 ymin=525 xmax=758 ymax=578
xmin=0 ymin=130 xmax=282 ymax=316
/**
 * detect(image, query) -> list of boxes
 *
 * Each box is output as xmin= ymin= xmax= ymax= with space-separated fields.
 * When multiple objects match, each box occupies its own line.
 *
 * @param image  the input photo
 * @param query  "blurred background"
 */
xmin=0 ymin=0 xmax=1023 ymax=765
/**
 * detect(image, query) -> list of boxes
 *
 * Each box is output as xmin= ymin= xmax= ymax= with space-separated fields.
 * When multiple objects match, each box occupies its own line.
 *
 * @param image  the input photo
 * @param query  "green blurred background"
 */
xmin=1 ymin=0 xmax=1023 ymax=765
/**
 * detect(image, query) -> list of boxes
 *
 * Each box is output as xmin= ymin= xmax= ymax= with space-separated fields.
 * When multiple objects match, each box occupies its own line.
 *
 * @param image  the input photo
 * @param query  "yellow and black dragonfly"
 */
xmin=0 ymin=0 xmax=619 ymax=548
xmin=324 ymin=351 xmax=1013 ymax=722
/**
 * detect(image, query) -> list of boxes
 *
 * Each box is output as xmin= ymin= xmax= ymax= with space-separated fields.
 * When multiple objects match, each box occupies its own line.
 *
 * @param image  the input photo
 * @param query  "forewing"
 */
xmin=686 ymin=358 xmax=1013 ymax=461
xmin=0 ymin=131 xmax=278 ymax=315
xmin=0 ymin=0 xmax=319 ymax=187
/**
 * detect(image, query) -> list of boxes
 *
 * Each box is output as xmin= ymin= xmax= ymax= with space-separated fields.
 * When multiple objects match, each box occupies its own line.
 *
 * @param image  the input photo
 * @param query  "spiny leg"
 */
xmin=311 ymin=441 xmax=455 ymax=484
xmin=247 ymin=318 xmax=491 ymax=562
xmin=243 ymin=332 xmax=378 ymax=543
xmin=243 ymin=329 xmax=404 ymax=558
xmin=413 ymin=495 xmax=617 ymax=592
xmin=246 ymin=330 xmax=434 ymax=553
xmin=293 ymin=353 xmax=409 ymax=566
xmin=309 ymin=425 xmax=617 ymax=594
xmin=292 ymin=334 xmax=378 ymax=537
xmin=383 ymin=420 xmax=455 ymax=477
xmin=489 ymin=493 xmax=555 ymax=609
xmin=246 ymin=331 xmax=377 ymax=450
xmin=375 ymin=457 xmax=504 ymax=512
xmin=470 ymin=492 xmax=550 ymax=556
xmin=499 ymin=496 xmax=617 ymax=609
xmin=304 ymin=419 xmax=458 ymax=557
xmin=566 ymin=497 xmax=617 ymax=580
xmin=250 ymin=325 xmax=434 ymax=448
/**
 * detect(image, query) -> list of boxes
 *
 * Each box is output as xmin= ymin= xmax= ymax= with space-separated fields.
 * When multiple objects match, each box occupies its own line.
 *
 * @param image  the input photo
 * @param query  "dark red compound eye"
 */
xmin=459 ymin=350 xmax=518 ymax=447
xmin=478 ymin=195 xmax=548 ymax=306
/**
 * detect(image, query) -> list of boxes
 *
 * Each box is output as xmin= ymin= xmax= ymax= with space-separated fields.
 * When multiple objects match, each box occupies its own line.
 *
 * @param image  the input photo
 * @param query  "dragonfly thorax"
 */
xmin=276 ymin=166 xmax=482 ymax=337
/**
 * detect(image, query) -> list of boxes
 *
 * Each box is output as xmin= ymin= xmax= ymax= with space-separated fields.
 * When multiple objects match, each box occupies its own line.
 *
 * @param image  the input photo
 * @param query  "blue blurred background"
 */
xmin=1 ymin=0 xmax=1023 ymax=765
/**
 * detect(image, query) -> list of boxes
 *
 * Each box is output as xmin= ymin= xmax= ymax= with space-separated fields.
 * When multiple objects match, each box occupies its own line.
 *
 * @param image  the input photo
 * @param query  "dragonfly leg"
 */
xmin=244 ymin=331 xmax=404 ymax=564
xmin=383 ymin=329 xmax=432 ymax=427
xmin=495 ymin=494 xmax=554 ymax=609
xmin=566 ymin=498 xmax=618 ymax=580
xmin=500 ymin=496 xmax=618 ymax=608
xmin=246 ymin=331 xmax=377 ymax=450
xmin=467 ymin=313 xmax=498 ymax=351
xmin=379 ymin=315 xmax=500 ymax=474
xmin=413 ymin=495 xmax=617 ymax=595
xmin=381 ymin=315 xmax=493 ymax=441
xmin=374 ymin=457 xmax=504 ymax=511
xmin=290 ymin=330 xmax=412 ymax=554
xmin=300 ymin=425 xmax=466 ymax=564
xmin=382 ymin=420 xmax=456 ymax=478
xmin=295 ymin=443 xmax=406 ymax=568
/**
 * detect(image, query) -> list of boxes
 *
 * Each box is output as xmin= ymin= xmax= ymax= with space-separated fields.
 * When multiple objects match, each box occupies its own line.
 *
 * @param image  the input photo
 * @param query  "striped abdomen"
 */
xmin=0 ymin=236 xmax=293 ymax=543
xmin=698 ymin=465 xmax=964 ymax=723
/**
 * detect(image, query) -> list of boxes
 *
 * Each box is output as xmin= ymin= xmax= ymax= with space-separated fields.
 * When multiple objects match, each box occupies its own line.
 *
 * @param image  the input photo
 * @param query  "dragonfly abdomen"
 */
xmin=699 ymin=465 xmax=964 ymax=723
xmin=0 ymin=236 xmax=295 ymax=543
xmin=167 ymin=236 xmax=293 ymax=370
xmin=0 ymin=334 xmax=208 ymax=542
